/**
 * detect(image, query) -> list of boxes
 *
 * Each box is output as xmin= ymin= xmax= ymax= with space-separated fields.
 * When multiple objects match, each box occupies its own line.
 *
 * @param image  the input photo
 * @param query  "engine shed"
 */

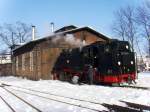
xmin=12 ymin=25 xmax=110 ymax=80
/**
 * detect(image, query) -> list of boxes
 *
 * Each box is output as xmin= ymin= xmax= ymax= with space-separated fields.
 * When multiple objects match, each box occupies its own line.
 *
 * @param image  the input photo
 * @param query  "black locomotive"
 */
xmin=53 ymin=40 xmax=137 ymax=84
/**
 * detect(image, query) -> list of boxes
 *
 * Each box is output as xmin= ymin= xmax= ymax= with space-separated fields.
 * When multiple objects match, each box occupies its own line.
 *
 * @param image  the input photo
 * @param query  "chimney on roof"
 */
xmin=50 ymin=22 xmax=54 ymax=33
xmin=32 ymin=26 xmax=35 ymax=40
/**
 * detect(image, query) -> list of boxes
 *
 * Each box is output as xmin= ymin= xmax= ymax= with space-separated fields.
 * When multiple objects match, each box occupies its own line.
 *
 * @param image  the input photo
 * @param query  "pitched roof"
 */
xmin=54 ymin=25 xmax=77 ymax=33
xmin=13 ymin=26 xmax=110 ymax=52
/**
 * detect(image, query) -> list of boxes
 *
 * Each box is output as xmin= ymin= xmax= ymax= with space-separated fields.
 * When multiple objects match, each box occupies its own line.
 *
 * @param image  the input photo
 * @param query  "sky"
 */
xmin=0 ymin=0 xmax=145 ymax=38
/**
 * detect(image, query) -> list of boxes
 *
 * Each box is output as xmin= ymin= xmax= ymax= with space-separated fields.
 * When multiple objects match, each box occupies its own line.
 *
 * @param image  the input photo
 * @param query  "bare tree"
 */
xmin=15 ymin=21 xmax=32 ymax=43
xmin=0 ymin=21 xmax=32 ymax=50
xmin=112 ymin=6 xmax=138 ymax=51
xmin=137 ymin=3 xmax=150 ymax=56
xmin=112 ymin=8 xmax=126 ymax=41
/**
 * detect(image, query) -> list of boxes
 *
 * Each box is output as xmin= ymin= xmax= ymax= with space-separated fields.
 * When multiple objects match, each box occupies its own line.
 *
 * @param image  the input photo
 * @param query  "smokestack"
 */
xmin=50 ymin=22 xmax=54 ymax=33
xmin=32 ymin=26 xmax=35 ymax=40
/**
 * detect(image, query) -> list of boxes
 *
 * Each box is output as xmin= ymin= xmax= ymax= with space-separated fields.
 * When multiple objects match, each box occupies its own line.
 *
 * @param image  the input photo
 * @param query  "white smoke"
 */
xmin=65 ymin=34 xmax=84 ymax=46
xmin=52 ymin=34 xmax=62 ymax=43
xmin=52 ymin=34 xmax=87 ymax=47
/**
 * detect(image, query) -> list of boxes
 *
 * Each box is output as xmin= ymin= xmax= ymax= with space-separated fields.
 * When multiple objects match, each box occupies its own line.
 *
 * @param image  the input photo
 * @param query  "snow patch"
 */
xmin=0 ymin=72 xmax=150 ymax=111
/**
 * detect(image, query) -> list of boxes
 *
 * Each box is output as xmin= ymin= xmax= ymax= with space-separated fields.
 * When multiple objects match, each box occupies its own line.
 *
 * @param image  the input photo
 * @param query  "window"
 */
xmin=88 ymin=48 xmax=93 ymax=57
xmin=22 ymin=54 xmax=25 ymax=71
xmin=16 ymin=56 xmax=18 ymax=71
xmin=30 ymin=52 xmax=33 ymax=71
xmin=83 ymin=49 xmax=88 ymax=57
xmin=93 ymin=46 xmax=98 ymax=57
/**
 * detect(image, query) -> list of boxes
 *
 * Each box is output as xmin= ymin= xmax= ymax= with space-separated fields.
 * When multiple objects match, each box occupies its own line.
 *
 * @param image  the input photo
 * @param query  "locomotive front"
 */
xmin=99 ymin=41 xmax=137 ymax=84
xmin=113 ymin=41 xmax=136 ymax=83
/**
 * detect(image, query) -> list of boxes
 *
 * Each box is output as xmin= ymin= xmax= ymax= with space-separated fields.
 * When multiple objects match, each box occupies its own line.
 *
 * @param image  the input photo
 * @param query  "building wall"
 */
xmin=0 ymin=63 xmax=12 ymax=76
xmin=73 ymin=30 xmax=106 ymax=44
xmin=12 ymin=30 xmax=108 ymax=80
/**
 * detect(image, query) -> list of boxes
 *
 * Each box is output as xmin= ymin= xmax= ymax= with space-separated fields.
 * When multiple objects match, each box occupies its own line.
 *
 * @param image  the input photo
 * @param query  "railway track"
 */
xmin=0 ymin=85 xmax=43 ymax=112
xmin=120 ymin=101 xmax=150 ymax=111
xmin=0 ymin=82 xmax=150 ymax=112
xmin=5 ymin=87 xmax=105 ymax=112
xmin=117 ymin=85 xmax=149 ymax=90
xmin=1 ymin=83 xmax=103 ymax=105
xmin=0 ymin=83 xmax=106 ymax=112
xmin=4 ymin=86 xmax=150 ymax=112
xmin=0 ymin=95 xmax=16 ymax=112
xmin=1 ymin=82 xmax=150 ymax=107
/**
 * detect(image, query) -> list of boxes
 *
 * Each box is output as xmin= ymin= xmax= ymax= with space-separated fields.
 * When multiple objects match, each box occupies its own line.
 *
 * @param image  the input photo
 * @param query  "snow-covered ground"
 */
xmin=0 ymin=72 xmax=150 ymax=112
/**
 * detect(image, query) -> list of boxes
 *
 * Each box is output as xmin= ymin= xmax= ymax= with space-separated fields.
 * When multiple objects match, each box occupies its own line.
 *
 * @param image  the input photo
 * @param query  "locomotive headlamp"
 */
xmin=127 ymin=68 xmax=130 ymax=71
xmin=118 ymin=61 xmax=121 ymax=65
xmin=131 ymin=61 xmax=134 ymax=65
xmin=126 ymin=45 xmax=129 ymax=49
xmin=67 ymin=60 xmax=70 ymax=63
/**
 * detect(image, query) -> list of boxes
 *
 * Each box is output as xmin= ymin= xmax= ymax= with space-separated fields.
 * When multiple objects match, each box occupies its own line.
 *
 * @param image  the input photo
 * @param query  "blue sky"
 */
xmin=0 ymin=0 xmax=145 ymax=38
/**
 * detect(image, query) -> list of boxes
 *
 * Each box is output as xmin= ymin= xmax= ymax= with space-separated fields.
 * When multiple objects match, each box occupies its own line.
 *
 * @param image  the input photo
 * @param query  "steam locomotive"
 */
xmin=53 ymin=40 xmax=137 ymax=84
